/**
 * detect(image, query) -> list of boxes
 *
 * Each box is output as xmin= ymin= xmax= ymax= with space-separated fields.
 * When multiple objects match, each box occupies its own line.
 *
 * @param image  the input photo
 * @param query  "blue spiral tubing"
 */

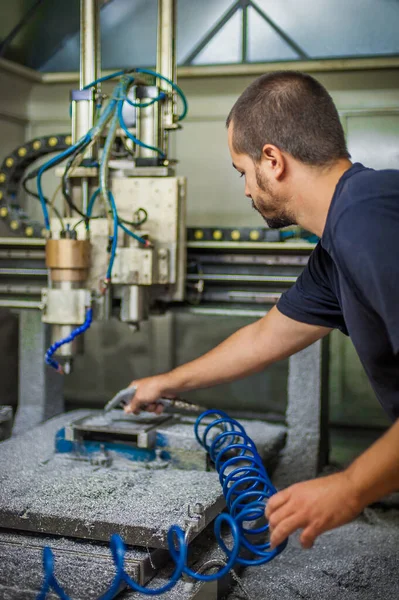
xmin=44 ymin=308 xmax=93 ymax=373
xmin=37 ymin=409 xmax=286 ymax=599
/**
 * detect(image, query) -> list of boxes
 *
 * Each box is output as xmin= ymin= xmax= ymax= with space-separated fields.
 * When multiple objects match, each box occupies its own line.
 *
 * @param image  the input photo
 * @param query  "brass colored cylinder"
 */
xmin=46 ymin=239 xmax=91 ymax=282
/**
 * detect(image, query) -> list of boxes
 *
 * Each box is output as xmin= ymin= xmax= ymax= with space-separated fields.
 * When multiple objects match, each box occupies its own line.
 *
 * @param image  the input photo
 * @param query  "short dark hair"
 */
xmin=226 ymin=71 xmax=350 ymax=166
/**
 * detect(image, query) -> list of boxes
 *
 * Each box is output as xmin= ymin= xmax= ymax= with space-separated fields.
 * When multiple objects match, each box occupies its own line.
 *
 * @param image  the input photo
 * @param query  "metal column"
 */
xmin=156 ymin=0 xmax=177 ymax=154
xmin=13 ymin=310 xmax=64 ymax=435
xmin=274 ymin=338 xmax=330 ymax=487
xmin=72 ymin=0 xmax=100 ymax=159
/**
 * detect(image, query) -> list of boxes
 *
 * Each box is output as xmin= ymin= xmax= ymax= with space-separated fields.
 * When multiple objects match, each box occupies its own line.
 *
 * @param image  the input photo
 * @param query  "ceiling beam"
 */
xmin=1 ymin=55 xmax=399 ymax=84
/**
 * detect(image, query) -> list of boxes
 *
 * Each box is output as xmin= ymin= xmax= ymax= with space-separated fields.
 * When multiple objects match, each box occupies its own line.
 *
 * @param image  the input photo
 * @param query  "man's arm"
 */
xmin=266 ymin=418 xmax=399 ymax=549
xmin=125 ymin=306 xmax=331 ymax=413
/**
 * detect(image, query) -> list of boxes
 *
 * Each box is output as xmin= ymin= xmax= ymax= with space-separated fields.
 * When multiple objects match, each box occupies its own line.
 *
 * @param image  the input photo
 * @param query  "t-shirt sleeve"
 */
xmin=332 ymin=200 xmax=399 ymax=353
xmin=277 ymin=242 xmax=348 ymax=333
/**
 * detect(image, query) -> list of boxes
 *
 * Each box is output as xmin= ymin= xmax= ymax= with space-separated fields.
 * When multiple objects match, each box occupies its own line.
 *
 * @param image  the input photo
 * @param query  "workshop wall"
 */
xmin=26 ymin=68 xmax=399 ymax=227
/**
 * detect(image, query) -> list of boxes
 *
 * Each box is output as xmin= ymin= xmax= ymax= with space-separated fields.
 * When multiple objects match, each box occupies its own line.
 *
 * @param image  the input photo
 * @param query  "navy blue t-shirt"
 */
xmin=277 ymin=163 xmax=399 ymax=422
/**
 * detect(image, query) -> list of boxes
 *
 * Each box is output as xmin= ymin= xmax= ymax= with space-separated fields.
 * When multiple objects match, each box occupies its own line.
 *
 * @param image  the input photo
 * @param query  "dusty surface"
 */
xmin=0 ymin=411 xmax=224 ymax=548
xmin=227 ymin=507 xmax=399 ymax=600
xmin=0 ymin=530 xmax=160 ymax=600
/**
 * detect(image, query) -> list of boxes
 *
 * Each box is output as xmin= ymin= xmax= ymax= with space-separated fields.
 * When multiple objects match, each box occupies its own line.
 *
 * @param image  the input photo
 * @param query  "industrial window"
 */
xmin=1 ymin=0 xmax=398 ymax=72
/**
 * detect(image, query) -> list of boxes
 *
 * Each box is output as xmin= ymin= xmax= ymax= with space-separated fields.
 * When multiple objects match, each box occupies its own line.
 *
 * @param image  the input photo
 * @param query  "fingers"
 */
xmin=267 ymin=504 xmax=295 ymax=533
xmin=300 ymin=526 xmax=318 ymax=549
xmin=124 ymin=400 xmax=165 ymax=415
xmin=155 ymin=403 xmax=164 ymax=415
xmin=265 ymin=488 xmax=290 ymax=519
xmin=270 ymin=514 xmax=303 ymax=549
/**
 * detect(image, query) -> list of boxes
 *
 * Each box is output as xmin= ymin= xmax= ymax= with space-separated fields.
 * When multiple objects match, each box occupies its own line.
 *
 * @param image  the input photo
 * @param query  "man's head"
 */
xmin=226 ymin=71 xmax=350 ymax=228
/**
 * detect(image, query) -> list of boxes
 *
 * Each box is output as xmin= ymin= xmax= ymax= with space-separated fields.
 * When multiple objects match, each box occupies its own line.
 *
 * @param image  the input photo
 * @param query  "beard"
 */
xmin=253 ymin=166 xmax=296 ymax=229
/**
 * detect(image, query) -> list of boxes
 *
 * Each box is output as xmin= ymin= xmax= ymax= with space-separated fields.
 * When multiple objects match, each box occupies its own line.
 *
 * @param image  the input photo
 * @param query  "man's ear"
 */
xmin=261 ymin=144 xmax=286 ymax=180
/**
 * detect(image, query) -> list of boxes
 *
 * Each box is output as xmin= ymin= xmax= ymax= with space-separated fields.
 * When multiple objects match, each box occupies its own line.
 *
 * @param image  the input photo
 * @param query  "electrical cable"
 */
xmin=82 ymin=70 xmax=126 ymax=90
xmin=125 ymin=92 xmax=166 ymax=109
xmin=135 ymin=68 xmax=188 ymax=121
xmin=61 ymin=143 xmax=96 ymax=221
xmin=98 ymin=82 xmax=125 ymax=283
xmin=34 ymin=70 xmax=186 ymax=230
xmin=44 ymin=308 xmax=93 ymax=374
xmin=61 ymin=83 xmax=124 ymax=223
xmin=37 ymin=134 xmax=91 ymax=230
xmin=22 ymin=176 xmax=65 ymax=230
xmin=37 ymin=409 xmax=286 ymax=598
xmin=105 ymin=190 xmax=118 ymax=282
xmin=48 ymin=183 xmax=63 ymax=225
xmin=117 ymin=100 xmax=166 ymax=157
xmin=118 ymin=220 xmax=151 ymax=247
xmin=122 ymin=207 xmax=148 ymax=227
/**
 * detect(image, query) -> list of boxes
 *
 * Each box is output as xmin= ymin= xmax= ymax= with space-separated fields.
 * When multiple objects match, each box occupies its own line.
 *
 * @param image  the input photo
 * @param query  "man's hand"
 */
xmin=124 ymin=375 xmax=175 ymax=415
xmin=265 ymin=471 xmax=363 ymax=549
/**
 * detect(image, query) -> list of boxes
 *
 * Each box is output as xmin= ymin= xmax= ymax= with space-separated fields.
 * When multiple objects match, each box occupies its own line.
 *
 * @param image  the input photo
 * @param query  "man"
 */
xmin=124 ymin=71 xmax=399 ymax=550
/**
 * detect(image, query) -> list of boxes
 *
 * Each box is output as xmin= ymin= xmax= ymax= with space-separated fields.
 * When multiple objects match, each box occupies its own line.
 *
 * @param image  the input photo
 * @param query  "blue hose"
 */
xmin=117 ymin=100 xmax=166 ymax=157
xmin=44 ymin=308 xmax=93 ymax=374
xmin=37 ymin=134 xmax=91 ymax=230
xmin=135 ymin=68 xmax=188 ymax=121
xmin=105 ymin=190 xmax=118 ymax=281
xmin=38 ymin=80 xmax=122 ymax=230
xmin=125 ymin=92 xmax=166 ymax=109
xmin=118 ymin=220 xmax=149 ymax=247
xmin=37 ymin=410 xmax=286 ymax=598
xmin=83 ymin=70 xmax=126 ymax=90
xmin=38 ymin=69 xmax=187 ymax=230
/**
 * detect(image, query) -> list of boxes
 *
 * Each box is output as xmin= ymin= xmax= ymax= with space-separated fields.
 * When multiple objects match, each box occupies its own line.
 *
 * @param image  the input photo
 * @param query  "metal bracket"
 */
xmin=41 ymin=288 xmax=91 ymax=325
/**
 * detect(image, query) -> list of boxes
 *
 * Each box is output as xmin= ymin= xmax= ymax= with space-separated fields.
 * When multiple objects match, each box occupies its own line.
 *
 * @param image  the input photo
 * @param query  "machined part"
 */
xmin=156 ymin=0 xmax=177 ymax=133
xmin=157 ymin=247 xmax=170 ymax=284
xmin=112 ymin=247 xmax=153 ymax=285
xmin=120 ymin=285 xmax=149 ymax=324
xmin=136 ymin=85 xmax=161 ymax=161
xmin=72 ymin=0 xmax=100 ymax=148
xmin=50 ymin=324 xmax=84 ymax=359
xmin=108 ymin=163 xmax=175 ymax=177
xmin=111 ymin=176 xmax=185 ymax=291
xmin=64 ymin=411 xmax=171 ymax=449
xmin=46 ymin=238 xmax=91 ymax=282
xmin=41 ymin=288 xmax=91 ymax=325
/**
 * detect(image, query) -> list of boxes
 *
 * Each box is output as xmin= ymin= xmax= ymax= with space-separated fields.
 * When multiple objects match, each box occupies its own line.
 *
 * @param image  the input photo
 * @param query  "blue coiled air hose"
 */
xmin=37 ymin=409 xmax=286 ymax=598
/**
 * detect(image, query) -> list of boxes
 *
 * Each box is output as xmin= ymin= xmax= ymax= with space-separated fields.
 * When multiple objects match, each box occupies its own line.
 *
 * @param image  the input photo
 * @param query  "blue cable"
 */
xmin=125 ymin=91 xmax=166 ymax=109
xmin=44 ymin=308 xmax=93 ymax=374
xmin=39 ymin=81 xmax=123 ymax=230
xmin=117 ymin=99 xmax=166 ymax=157
xmin=37 ymin=410 xmax=286 ymax=598
xmin=135 ymin=68 xmax=188 ymax=121
xmin=105 ymin=190 xmax=118 ymax=281
xmin=118 ymin=220 xmax=150 ymax=247
xmin=37 ymin=134 xmax=91 ymax=230
xmin=86 ymin=188 xmax=149 ymax=286
xmin=83 ymin=70 xmax=126 ymax=90
xmin=40 ymin=69 xmax=187 ymax=229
